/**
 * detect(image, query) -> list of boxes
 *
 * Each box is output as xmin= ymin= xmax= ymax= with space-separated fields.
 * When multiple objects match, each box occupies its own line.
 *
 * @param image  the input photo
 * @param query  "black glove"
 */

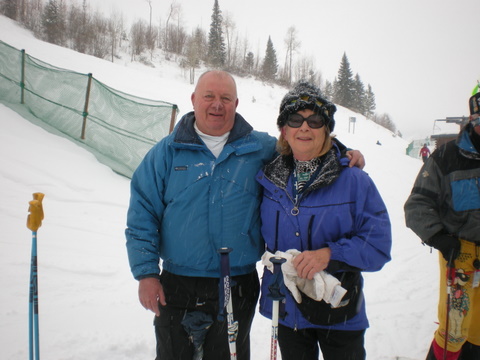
xmin=428 ymin=233 xmax=461 ymax=263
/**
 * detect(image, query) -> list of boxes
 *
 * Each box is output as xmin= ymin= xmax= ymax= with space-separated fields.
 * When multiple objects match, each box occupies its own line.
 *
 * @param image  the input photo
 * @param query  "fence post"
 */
xmin=81 ymin=73 xmax=93 ymax=140
xmin=21 ymin=49 xmax=25 ymax=104
xmin=169 ymin=105 xmax=178 ymax=134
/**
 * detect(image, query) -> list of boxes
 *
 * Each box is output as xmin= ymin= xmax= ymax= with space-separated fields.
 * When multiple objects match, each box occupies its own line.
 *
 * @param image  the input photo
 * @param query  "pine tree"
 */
xmin=207 ymin=0 xmax=226 ymax=68
xmin=333 ymin=52 xmax=355 ymax=109
xmin=261 ymin=36 xmax=278 ymax=81
xmin=364 ymin=84 xmax=376 ymax=119
xmin=323 ymin=80 xmax=334 ymax=100
xmin=42 ymin=0 xmax=66 ymax=46
xmin=244 ymin=51 xmax=255 ymax=74
xmin=352 ymin=73 xmax=366 ymax=115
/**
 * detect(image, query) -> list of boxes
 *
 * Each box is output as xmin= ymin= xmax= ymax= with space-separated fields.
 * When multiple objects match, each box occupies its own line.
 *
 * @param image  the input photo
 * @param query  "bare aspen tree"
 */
xmin=294 ymin=55 xmax=316 ymax=84
xmin=284 ymin=26 xmax=301 ymax=86
xmin=164 ymin=1 xmax=180 ymax=52
xmin=222 ymin=11 xmax=235 ymax=68
xmin=108 ymin=10 xmax=124 ymax=62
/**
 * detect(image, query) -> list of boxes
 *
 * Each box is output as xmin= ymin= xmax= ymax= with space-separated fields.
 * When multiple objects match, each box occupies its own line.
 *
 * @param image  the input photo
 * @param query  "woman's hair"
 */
xmin=277 ymin=126 xmax=335 ymax=157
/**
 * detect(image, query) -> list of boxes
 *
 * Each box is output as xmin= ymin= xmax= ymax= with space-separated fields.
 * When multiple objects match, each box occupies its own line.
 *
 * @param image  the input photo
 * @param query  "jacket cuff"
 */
xmin=136 ymin=273 xmax=161 ymax=281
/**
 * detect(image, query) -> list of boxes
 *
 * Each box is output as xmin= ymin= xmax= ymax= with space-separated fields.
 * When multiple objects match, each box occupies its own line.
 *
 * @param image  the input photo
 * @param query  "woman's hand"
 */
xmin=292 ymin=248 xmax=332 ymax=280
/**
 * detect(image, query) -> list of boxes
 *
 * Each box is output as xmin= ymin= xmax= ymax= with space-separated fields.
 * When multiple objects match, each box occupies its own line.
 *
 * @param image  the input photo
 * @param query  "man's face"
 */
xmin=191 ymin=72 xmax=239 ymax=136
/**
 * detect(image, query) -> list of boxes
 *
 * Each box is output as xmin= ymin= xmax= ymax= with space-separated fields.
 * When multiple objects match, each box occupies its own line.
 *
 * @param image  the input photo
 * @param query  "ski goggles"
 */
xmin=289 ymin=95 xmax=325 ymax=108
xmin=286 ymin=113 xmax=326 ymax=129
xmin=469 ymin=92 xmax=480 ymax=116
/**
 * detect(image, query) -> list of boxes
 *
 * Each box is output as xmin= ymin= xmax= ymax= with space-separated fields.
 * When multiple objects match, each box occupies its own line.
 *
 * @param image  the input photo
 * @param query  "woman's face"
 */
xmin=283 ymin=108 xmax=327 ymax=161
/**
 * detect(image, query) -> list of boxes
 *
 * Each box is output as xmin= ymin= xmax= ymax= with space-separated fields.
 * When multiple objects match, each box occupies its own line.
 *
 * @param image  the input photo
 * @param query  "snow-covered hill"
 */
xmin=1 ymin=15 xmax=438 ymax=360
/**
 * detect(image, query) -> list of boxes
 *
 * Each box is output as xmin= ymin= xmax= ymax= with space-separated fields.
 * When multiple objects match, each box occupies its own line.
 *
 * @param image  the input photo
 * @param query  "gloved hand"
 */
xmin=428 ymin=232 xmax=461 ymax=263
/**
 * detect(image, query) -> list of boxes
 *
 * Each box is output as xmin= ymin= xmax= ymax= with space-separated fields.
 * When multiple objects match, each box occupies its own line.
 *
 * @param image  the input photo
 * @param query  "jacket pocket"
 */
xmin=451 ymin=178 xmax=480 ymax=212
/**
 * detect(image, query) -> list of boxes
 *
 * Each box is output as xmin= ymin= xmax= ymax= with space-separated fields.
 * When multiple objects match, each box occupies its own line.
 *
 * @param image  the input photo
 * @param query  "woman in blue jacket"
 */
xmin=256 ymin=82 xmax=392 ymax=360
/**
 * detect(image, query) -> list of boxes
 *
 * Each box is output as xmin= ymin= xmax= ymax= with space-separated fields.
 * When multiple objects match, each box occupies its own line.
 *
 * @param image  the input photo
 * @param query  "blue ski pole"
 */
xmin=27 ymin=193 xmax=44 ymax=360
xmin=268 ymin=256 xmax=286 ymax=360
xmin=217 ymin=247 xmax=238 ymax=360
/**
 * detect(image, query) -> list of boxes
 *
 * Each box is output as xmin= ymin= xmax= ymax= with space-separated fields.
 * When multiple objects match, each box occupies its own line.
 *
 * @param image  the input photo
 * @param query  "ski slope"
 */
xmin=1 ymin=15 xmax=439 ymax=359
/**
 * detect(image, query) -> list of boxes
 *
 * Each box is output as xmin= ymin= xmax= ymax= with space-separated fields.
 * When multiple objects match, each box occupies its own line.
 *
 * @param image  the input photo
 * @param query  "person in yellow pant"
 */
xmin=405 ymin=91 xmax=480 ymax=360
xmin=432 ymin=240 xmax=480 ymax=359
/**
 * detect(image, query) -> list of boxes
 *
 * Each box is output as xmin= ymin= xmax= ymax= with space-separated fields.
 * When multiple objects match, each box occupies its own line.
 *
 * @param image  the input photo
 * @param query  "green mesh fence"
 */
xmin=0 ymin=40 xmax=178 ymax=178
xmin=406 ymin=138 xmax=432 ymax=159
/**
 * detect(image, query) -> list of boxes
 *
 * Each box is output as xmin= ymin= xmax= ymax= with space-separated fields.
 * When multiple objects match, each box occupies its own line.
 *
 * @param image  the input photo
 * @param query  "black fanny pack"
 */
xmin=159 ymin=270 xmax=259 ymax=317
xmin=295 ymin=271 xmax=363 ymax=326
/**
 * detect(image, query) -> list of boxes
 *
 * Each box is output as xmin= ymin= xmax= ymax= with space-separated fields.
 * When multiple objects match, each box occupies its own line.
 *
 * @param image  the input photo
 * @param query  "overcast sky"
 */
xmin=92 ymin=0 xmax=479 ymax=140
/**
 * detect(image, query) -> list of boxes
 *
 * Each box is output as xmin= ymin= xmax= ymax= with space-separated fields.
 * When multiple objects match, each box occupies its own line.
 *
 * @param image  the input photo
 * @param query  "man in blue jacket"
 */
xmin=125 ymin=70 xmax=364 ymax=360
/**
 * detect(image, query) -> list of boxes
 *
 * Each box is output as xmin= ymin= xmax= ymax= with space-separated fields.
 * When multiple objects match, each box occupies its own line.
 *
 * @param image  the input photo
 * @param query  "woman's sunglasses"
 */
xmin=286 ymin=113 xmax=325 ymax=129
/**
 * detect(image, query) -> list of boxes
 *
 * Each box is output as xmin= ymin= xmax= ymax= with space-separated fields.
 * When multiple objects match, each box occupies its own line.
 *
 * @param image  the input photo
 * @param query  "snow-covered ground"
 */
xmin=1 ymin=15 xmax=439 ymax=360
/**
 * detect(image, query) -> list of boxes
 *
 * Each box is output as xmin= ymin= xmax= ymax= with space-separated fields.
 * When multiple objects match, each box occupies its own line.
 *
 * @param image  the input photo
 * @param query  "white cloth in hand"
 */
xmin=262 ymin=249 xmax=347 ymax=308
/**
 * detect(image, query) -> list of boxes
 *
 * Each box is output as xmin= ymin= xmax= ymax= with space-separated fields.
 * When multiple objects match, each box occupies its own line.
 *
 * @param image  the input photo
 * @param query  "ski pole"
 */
xmin=217 ymin=247 xmax=238 ymax=360
xmin=443 ymin=253 xmax=456 ymax=360
xmin=27 ymin=192 xmax=44 ymax=360
xmin=268 ymin=256 xmax=286 ymax=360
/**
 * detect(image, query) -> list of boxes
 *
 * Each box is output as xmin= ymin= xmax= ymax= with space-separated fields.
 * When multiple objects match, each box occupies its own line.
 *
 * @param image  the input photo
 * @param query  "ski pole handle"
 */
xmin=217 ymin=247 xmax=233 ymax=314
xmin=268 ymin=256 xmax=287 ymax=301
xmin=27 ymin=193 xmax=45 ymax=231
xmin=270 ymin=256 xmax=286 ymax=275
xmin=218 ymin=247 xmax=233 ymax=256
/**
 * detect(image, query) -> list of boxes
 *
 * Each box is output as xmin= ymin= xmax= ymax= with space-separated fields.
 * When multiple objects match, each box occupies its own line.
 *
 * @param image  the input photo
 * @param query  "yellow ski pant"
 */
xmin=434 ymin=239 xmax=480 ymax=352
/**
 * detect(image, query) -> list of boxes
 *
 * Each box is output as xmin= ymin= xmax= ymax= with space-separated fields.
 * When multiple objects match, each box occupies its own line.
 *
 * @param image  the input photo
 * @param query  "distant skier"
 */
xmin=419 ymin=143 xmax=431 ymax=163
